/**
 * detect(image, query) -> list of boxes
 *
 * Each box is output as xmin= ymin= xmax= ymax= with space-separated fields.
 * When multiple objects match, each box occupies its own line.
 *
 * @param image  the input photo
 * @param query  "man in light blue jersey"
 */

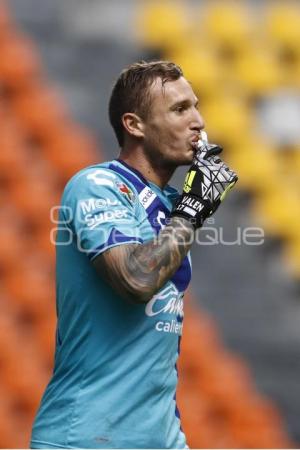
xmin=30 ymin=61 xmax=237 ymax=449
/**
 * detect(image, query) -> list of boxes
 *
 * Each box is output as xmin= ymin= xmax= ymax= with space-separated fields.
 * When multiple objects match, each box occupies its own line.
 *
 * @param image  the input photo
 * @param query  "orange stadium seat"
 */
xmin=8 ymin=172 xmax=60 ymax=229
xmin=0 ymin=1 xmax=13 ymax=41
xmin=228 ymin=396 xmax=292 ymax=448
xmin=1 ymin=356 xmax=48 ymax=412
xmin=43 ymin=126 xmax=99 ymax=180
xmin=11 ymin=83 xmax=69 ymax=143
xmin=33 ymin=225 xmax=56 ymax=264
xmin=0 ymin=141 xmax=30 ymax=186
xmin=0 ymin=110 xmax=31 ymax=179
xmin=0 ymin=33 xmax=41 ymax=91
xmin=178 ymin=303 xmax=294 ymax=448
xmin=34 ymin=313 xmax=57 ymax=366
xmin=0 ymin=272 xmax=56 ymax=368
xmin=180 ymin=314 xmax=221 ymax=366
xmin=0 ymin=204 xmax=29 ymax=273
xmin=3 ymin=253 xmax=55 ymax=314
xmin=0 ymin=392 xmax=25 ymax=448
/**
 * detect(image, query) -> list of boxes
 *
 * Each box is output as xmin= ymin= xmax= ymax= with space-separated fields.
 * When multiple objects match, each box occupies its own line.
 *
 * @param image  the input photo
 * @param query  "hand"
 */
xmin=171 ymin=141 xmax=238 ymax=229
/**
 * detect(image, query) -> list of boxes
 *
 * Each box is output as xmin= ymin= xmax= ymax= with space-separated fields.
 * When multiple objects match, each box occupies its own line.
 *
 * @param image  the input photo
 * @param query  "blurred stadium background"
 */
xmin=0 ymin=0 xmax=300 ymax=447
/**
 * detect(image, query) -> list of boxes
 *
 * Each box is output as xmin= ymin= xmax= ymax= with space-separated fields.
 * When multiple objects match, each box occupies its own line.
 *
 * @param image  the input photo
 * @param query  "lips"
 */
xmin=191 ymin=134 xmax=200 ymax=143
xmin=190 ymin=131 xmax=208 ymax=151
xmin=190 ymin=135 xmax=201 ymax=151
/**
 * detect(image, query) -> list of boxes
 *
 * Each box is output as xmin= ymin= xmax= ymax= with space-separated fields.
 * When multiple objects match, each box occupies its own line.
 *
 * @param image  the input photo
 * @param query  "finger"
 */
xmin=205 ymin=144 xmax=223 ymax=159
xmin=195 ymin=143 xmax=223 ymax=162
xmin=220 ymin=179 xmax=238 ymax=202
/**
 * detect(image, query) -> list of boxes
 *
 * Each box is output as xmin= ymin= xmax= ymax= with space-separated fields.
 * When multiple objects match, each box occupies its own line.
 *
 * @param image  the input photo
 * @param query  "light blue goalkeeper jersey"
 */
xmin=30 ymin=159 xmax=192 ymax=449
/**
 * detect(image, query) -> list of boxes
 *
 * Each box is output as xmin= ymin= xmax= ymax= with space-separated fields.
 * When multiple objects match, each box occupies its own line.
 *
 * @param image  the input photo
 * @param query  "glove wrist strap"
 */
xmin=171 ymin=194 xmax=211 ymax=229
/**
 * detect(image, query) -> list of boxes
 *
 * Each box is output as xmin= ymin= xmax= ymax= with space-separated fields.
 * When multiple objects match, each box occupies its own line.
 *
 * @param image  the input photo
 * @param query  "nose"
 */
xmin=190 ymin=108 xmax=205 ymax=132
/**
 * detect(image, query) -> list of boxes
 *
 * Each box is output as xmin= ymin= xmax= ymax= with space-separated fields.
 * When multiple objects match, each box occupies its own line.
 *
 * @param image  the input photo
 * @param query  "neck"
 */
xmin=118 ymin=146 xmax=175 ymax=189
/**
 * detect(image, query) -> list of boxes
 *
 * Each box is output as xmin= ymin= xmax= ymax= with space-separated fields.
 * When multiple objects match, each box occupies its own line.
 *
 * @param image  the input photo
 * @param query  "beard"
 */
xmin=143 ymin=137 xmax=194 ymax=170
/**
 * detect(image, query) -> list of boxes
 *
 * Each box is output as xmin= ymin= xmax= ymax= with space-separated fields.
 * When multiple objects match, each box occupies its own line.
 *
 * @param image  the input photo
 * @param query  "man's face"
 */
xmin=141 ymin=76 xmax=205 ymax=167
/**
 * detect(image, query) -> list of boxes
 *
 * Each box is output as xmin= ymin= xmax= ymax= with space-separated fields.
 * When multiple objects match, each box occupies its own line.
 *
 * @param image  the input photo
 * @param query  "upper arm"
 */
xmin=65 ymin=167 xmax=143 ymax=262
xmin=92 ymin=242 xmax=144 ymax=302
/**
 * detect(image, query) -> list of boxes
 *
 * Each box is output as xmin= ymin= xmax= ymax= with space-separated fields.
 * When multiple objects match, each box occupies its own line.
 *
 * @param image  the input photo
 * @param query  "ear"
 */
xmin=122 ymin=113 xmax=145 ymax=139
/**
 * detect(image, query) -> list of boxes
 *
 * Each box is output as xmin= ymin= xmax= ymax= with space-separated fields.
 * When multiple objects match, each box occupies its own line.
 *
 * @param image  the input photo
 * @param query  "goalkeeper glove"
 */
xmin=171 ymin=133 xmax=238 ymax=229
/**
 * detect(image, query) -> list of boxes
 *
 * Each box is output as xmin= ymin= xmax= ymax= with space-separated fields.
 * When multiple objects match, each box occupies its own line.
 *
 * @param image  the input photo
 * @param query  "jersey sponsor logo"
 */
xmin=145 ymin=285 xmax=184 ymax=334
xmin=145 ymin=283 xmax=184 ymax=335
xmin=155 ymin=320 xmax=183 ymax=335
xmin=85 ymin=208 xmax=128 ymax=229
xmin=145 ymin=285 xmax=184 ymax=319
xmin=79 ymin=198 xmax=121 ymax=215
xmin=116 ymin=181 xmax=135 ymax=202
xmin=156 ymin=211 xmax=166 ymax=228
xmin=87 ymin=169 xmax=116 ymax=186
xmin=138 ymin=187 xmax=156 ymax=209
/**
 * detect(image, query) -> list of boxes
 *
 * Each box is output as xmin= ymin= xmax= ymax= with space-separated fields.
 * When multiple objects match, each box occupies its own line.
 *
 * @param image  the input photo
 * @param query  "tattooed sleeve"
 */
xmin=93 ymin=217 xmax=194 ymax=303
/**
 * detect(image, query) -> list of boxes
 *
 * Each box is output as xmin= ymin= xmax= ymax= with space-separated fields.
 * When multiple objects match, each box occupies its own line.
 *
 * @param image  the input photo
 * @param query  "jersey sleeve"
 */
xmin=63 ymin=167 xmax=143 ymax=260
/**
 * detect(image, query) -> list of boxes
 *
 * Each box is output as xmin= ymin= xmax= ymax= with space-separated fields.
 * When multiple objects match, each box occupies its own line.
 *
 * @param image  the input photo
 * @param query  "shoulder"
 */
xmin=59 ymin=163 xmax=143 ymax=233
xmin=63 ymin=163 xmax=117 ymax=193
xmin=61 ymin=162 xmax=137 ymax=205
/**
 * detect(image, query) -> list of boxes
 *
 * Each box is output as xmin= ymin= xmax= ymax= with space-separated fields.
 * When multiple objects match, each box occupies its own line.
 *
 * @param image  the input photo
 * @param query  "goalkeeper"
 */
xmin=30 ymin=60 xmax=237 ymax=449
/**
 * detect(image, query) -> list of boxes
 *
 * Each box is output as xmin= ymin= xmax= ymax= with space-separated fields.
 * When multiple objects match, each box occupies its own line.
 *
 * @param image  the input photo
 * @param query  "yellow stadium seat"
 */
xmin=230 ymin=140 xmax=300 ymax=242
xmin=226 ymin=137 xmax=280 ymax=194
xmin=286 ymin=58 xmax=300 ymax=87
xmin=252 ymin=185 xmax=300 ymax=241
xmin=199 ymin=1 xmax=254 ymax=53
xmin=233 ymin=47 xmax=283 ymax=95
xmin=199 ymin=96 xmax=254 ymax=147
xmin=284 ymin=235 xmax=300 ymax=279
xmin=170 ymin=48 xmax=222 ymax=97
xmin=289 ymin=147 xmax=300 ymax=174
xmin=136 ymin=0 xmax=190 ymax=53
xmin=273 ymin=148 xmax=300 ymax=194
xmin=264 ymin=3 xmax=300 ymax=56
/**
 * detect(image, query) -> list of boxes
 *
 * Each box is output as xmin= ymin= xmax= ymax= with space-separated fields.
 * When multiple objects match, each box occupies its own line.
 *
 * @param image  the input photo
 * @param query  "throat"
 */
xmin=118 ymin=153 xmax=175 ymax=189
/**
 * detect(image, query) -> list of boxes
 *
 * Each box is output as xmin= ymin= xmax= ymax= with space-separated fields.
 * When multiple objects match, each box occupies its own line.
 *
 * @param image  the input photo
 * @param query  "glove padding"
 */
xmin=171 ymin=143 xmax=238 ymax=229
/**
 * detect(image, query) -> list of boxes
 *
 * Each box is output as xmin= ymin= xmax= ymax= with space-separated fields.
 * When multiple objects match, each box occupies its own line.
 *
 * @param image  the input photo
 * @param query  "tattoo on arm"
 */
xmin=93 ymin=217 xmax=194 ymax=303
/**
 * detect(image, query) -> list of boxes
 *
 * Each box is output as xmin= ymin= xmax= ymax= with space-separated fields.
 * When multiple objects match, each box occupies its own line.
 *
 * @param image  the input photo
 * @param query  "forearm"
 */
xmin=95 ymin=217 xmax=194 ymax=303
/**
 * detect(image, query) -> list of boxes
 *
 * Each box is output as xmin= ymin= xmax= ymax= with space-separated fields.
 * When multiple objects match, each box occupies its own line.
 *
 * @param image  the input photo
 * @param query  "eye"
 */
xmin=175 ymin=105 xmax=186 ymax=113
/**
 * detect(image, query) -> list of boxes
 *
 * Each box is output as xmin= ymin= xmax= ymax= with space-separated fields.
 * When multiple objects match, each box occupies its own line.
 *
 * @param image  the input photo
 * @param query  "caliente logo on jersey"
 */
xmin=145 ymin=284 xmax=184 ymax=335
